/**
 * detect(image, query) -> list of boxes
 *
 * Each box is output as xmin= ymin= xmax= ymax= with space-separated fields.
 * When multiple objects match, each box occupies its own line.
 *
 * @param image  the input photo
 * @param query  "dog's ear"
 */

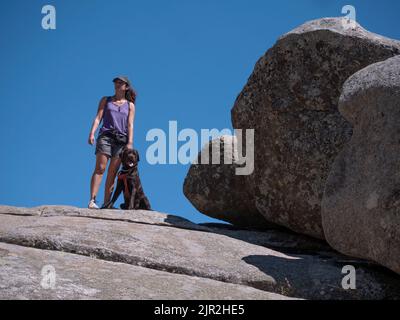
xmin=131 ymin=149 xmax=139 ymax=162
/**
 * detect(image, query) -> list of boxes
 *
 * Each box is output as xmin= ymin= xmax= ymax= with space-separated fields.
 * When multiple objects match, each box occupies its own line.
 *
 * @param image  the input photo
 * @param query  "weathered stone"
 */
xmin=183 ymin=135 xmax=269 ymax=229
xmin=0 ymin=242 xmax=290 ymax=300
xmin=321 ymin=55 xmax=400 ymax=275
xmin=0 ymin=205 xmax=331 ymax=252
xmin=0 ymin=204 xmax=209 ymax=232
xmin=230 ymin=17 xmax=400 ymax=239
xmin=1 ymin=205 xmax=400 ymax=299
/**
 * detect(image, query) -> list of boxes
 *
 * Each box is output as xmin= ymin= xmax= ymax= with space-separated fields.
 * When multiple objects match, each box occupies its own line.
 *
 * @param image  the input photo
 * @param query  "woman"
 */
xmin=87 ymin=76 xmax=136 ymax=209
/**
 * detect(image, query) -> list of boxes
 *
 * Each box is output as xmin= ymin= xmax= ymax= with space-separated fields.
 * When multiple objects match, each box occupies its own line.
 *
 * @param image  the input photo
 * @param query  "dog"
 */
xmin=102 ymin=147 xmax=152 ymax=210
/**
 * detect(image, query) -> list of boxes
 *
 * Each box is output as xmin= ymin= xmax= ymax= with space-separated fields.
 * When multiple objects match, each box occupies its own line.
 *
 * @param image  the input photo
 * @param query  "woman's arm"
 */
xmin=127 ymin=101 xmax=136 ymax=147
xmin=88 ymin=96 xmax=107 ymax=144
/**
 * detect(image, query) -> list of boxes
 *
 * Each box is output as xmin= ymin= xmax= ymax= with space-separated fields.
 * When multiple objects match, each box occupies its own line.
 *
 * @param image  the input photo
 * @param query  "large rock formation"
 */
xmin=1 ymin=205 xmax=400 ymax=299
xmin=321 ymin=55 xmax=400 ymax=276
xmin=183 ymin=135 xmax=269 ymax=229
xmin=185 ymin=17 xmax=400 ymax=239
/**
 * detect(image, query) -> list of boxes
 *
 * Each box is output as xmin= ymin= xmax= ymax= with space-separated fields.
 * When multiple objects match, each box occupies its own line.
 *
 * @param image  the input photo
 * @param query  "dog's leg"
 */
xmin=143 ymin=197 xmax=152 ymax=210
xmin=138 ymin=197 xmax=152 ymax=210
xmin=128 ymin=183 xmax=137 ymax=210
xmin=103 ymin=178 xmax=124 ymax=209
xmin=134 ymin=175 xmax=152 ymax=210
xmin=122 ymin=179 xmax=132 ymax=210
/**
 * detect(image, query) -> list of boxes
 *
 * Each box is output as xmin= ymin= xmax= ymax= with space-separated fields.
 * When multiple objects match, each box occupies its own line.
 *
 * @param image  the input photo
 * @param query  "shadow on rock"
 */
xmin=242 ymin=254 xmax=400 ymax=300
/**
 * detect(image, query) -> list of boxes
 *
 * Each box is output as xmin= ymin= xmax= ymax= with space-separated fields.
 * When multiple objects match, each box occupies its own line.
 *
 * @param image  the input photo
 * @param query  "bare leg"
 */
xmin=90 ymin=153 xmax=109 ymax=201
xmin=103 ymin=156 xmax=122 ymax=205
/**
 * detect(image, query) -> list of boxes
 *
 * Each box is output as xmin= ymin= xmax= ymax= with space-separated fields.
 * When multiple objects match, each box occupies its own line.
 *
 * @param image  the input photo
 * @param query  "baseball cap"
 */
xmin=112 ymin=76 xmax=131 ymax=87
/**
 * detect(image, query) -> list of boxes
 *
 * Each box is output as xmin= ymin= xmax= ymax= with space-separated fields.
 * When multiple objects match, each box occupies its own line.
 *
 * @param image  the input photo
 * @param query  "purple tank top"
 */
xmin=99 ymin=96 xmax=129 ymax=137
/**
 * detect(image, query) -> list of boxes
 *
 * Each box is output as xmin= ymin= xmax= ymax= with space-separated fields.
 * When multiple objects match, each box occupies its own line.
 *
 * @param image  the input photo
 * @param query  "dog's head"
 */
xmin=120 ymin=147 xmax=140 ymax=169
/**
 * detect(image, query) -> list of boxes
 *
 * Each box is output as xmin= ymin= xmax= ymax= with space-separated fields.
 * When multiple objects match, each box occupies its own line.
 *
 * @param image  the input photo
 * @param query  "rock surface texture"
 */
xmin=185 ymin=17 xmax=400 ymax=239
xmin=321 ymin=55 xmax=400 ymax=276
xmin=183 ymin=135 xmax=269 ymax=229
xmin=1 ymin=205 xmax=400 ymax=299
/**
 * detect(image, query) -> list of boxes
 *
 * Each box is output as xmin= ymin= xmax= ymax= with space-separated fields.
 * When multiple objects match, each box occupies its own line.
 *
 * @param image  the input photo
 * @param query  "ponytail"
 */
xmin=125 ymin=86 xmax=137 ymax=104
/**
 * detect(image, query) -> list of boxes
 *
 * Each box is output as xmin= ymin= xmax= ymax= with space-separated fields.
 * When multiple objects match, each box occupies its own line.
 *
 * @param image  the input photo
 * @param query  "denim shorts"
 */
xmin=95 ymin=133 xmax=125 ymax=158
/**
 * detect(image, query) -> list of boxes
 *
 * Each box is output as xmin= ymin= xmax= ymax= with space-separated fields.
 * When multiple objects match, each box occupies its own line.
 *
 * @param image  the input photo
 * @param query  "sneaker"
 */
xmin=88 ymin=199 xmax=100 ymax=209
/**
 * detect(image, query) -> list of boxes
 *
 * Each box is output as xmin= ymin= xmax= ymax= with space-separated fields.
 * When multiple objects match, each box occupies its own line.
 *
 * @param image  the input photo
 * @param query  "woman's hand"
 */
xmin=125 ymin=144 xmax=133 ymax=150
xmin=88 ymin=134 xmax=95 ymax=145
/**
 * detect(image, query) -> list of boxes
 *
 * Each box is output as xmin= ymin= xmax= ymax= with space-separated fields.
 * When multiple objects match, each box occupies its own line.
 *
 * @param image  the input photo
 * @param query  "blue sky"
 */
xmin=0 ymin=0 xmax=399 ymax=224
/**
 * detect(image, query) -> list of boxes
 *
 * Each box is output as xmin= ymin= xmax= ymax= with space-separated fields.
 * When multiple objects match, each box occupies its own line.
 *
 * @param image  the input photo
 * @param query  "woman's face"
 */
xmin=114 ymin=79 xmax=128 ymax=92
